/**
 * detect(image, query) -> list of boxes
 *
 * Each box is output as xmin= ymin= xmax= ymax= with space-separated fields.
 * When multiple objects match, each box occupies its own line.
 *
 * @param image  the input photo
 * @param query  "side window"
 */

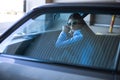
xmin=18 ymin=13 xmax=66 ymax=35
xmin=20 ymin=14 xmax=46 ymax=35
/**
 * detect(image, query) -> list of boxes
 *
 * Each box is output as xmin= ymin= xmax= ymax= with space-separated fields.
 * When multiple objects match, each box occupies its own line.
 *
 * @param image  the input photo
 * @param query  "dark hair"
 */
xmin=68 ymin=13 xmax=85 ymax=24
xmin=68 ymin=13 xmax=82 ymax=20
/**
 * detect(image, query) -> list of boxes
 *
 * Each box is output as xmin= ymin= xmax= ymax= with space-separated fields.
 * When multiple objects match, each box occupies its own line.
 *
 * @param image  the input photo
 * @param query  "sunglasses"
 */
xmin=67 ymin=21 xmax=80 ymax=26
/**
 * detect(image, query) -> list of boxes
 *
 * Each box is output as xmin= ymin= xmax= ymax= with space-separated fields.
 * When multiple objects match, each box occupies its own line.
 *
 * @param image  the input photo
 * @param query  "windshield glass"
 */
xmin=1 ymin=12 xmax=120 ymax=70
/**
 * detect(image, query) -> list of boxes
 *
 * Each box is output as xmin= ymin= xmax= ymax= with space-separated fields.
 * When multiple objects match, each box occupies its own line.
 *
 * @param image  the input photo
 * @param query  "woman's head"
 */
xmin=67 ymin=13 xmax=85 ymax=31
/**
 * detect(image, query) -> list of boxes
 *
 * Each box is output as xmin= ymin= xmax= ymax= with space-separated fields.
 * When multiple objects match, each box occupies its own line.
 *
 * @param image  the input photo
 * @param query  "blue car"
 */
xmin=0 ymin=2 xmax=120 ymax=80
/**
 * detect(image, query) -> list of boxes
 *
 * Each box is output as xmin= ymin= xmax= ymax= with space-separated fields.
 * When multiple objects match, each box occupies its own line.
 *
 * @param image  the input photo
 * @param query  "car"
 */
xmin=0 ymin=2 xmax=120 ymax=80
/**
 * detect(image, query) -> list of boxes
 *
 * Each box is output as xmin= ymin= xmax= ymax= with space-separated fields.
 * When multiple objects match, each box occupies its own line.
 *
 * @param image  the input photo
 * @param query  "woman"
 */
xmin=56 ymin=13 xmax=85 ymax=48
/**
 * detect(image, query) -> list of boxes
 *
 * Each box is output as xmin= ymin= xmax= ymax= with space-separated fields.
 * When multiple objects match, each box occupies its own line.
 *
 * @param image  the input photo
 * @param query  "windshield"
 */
xmin=1 ymin=12 xmax=120 ymax=71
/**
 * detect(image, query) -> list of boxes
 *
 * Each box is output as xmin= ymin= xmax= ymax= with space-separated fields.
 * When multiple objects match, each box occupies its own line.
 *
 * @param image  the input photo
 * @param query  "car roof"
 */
xmin=32 ymin=2 xmax=120 ymax=14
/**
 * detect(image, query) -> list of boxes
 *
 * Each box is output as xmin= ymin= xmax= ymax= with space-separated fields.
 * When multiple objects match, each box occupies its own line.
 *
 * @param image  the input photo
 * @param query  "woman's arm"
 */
xmin=55 ymin=30 xmax=83 ymax=48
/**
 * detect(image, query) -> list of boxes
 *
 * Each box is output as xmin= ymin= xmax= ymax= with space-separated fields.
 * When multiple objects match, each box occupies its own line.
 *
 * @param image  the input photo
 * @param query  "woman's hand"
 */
xmin=62 ymin=26 xmax=70 ymax=33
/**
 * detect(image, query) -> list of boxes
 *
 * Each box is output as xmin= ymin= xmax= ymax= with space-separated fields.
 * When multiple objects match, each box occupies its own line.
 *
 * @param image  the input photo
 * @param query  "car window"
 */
xmin=1 ymin=12 xmax=120 ymax=71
